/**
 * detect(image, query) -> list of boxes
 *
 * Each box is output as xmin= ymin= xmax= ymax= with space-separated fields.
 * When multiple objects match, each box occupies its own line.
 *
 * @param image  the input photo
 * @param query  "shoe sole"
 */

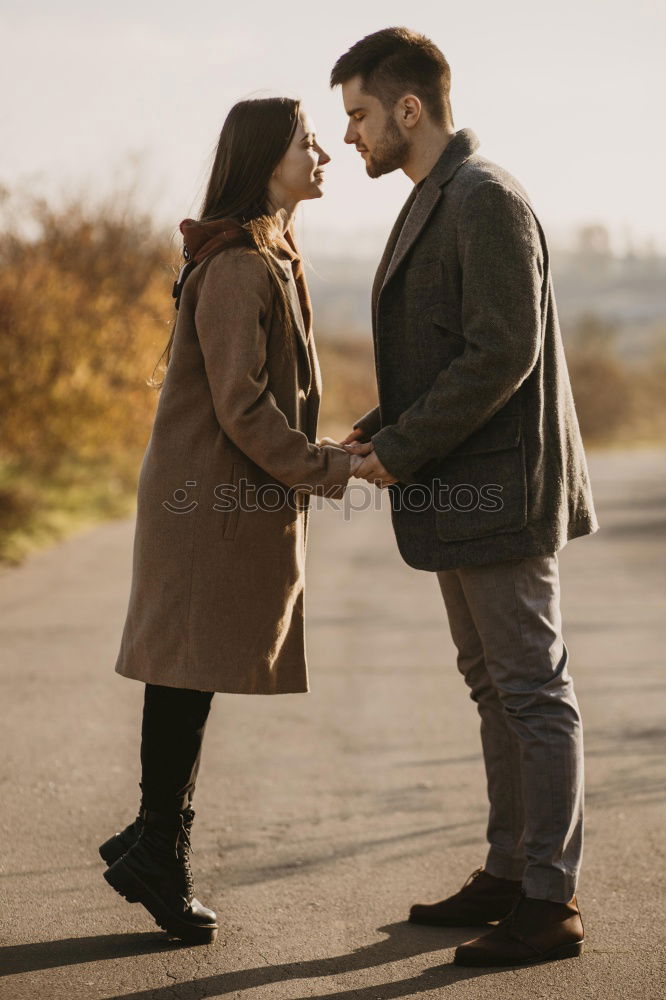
xmin=103 ymin=858 xmax=218 ymax=945
xmin=409 ymin=913 xmax=501 ymax=927
xmin=453 ymin=939 xmax=584 ymax=967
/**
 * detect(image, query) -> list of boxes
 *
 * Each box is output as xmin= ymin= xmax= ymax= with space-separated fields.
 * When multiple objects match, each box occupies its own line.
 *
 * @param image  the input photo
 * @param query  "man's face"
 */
xmin=341 ymin=76 xmax=410 ymax=179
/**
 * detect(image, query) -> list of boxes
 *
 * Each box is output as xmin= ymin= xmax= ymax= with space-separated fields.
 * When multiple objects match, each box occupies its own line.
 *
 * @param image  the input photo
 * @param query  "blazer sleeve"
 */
xmin=352 ymin=405 xmax=381 ymax=441
xmin=194 ymin=250 xmax=352 ymax=498
xmin=370 ymin=181 xmax=543 ymax=484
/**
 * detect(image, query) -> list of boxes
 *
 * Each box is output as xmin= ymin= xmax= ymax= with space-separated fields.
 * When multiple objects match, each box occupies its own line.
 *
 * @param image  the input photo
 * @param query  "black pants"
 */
xmin=140 ymin=683 xmax=214 ymax=815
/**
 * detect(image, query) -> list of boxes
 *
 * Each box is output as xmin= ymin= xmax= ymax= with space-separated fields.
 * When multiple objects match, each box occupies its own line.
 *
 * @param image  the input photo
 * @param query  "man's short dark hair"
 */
xmin=330 ymin=27 xmax=453 ymax=127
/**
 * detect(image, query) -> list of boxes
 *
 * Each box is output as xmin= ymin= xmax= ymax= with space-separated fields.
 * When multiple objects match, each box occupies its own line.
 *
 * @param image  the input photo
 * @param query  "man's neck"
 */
xmin=403 ymin=126 xmax=457 ymax=186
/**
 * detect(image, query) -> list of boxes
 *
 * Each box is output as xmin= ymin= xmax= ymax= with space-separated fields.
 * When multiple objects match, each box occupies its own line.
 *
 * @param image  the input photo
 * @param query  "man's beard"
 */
xmin=365 ymin=114 xmax=410 ymax=178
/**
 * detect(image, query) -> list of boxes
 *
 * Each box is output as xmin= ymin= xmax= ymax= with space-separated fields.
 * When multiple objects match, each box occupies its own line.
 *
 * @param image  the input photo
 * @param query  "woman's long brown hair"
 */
xmin=149 ymin=97 xmax=302 ymax=388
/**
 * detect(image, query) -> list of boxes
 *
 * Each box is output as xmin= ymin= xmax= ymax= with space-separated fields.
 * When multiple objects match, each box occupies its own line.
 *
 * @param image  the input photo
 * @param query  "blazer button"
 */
xmin=298 ymin=388 xmax=307 ymax=400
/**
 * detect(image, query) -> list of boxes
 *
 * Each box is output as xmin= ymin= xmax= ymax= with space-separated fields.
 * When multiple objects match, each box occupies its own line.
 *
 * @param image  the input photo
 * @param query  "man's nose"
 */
xmin=344 ymin=122 xmax=357 ymax=145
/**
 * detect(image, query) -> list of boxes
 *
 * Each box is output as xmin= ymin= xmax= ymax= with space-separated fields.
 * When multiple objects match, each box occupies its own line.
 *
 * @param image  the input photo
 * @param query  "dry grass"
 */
xmin=565 ymin=313 xmax=666 ymax=447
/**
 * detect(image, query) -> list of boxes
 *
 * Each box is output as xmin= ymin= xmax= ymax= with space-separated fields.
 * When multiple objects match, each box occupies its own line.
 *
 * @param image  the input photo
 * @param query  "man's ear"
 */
xmin=399 ymin=95 xmax=422 ymax=129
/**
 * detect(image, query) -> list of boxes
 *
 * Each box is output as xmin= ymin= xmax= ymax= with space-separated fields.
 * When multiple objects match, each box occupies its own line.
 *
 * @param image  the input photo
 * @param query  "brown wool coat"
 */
xmin=114 ymin=243 xmax=352 ymax=694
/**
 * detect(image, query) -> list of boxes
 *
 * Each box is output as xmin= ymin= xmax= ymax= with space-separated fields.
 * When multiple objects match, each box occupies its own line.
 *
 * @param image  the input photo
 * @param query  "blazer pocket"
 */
xmin=449 ymin=414 xmax=521 ymax=456
xmin=405 ymin=259 xmax=442 ymax=292
xmin=430 ymin=303 xmax=464 ymax=338
xmin=426 ymin=304 xmax=466 ymax=367
xmin=432 ymin=416 xmax=528 ymax=542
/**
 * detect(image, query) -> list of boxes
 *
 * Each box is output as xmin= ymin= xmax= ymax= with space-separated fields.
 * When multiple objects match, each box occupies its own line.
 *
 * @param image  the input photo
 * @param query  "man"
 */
xmin=330 ymin=27 xmax=599 ymax=968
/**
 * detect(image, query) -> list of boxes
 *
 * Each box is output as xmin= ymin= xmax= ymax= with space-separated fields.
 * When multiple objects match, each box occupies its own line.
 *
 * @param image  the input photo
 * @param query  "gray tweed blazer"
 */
xmin=353 ymin=127 xmax=598 ymax=571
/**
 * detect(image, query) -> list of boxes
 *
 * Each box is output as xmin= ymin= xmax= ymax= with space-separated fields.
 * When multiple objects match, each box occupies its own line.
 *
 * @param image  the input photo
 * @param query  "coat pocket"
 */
xmin=431 ymin=416 xmax=528 ymax=543
xmin=212 ymin=462 xmax=247 ymax=541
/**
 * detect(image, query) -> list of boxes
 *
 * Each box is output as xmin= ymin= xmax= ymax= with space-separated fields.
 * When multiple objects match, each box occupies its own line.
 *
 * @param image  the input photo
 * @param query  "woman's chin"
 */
xmin=294 ymin=183 xmax=326 ymax=204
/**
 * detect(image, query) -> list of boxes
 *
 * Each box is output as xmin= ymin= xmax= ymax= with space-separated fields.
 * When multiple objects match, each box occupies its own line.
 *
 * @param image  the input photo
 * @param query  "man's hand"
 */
xmin=343 ymin=439 xmax=398 ymax=488
xmin=349 ymin=454 xmax=365 ymax=475
xmin=343 ymin=439 xmax=374 ymax=457
xmin=355 ymin=451 xmax=398 ymax=488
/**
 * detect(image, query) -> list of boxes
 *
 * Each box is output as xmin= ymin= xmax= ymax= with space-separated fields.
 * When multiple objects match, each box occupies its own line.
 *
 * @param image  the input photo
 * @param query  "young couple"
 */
xmin=103 ymin=27 xmax=598 ymax=968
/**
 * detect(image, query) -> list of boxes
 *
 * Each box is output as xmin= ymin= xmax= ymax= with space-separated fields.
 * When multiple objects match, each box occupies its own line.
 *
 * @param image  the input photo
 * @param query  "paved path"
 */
xmin=1 ymin=448 xmax=665 ymax=999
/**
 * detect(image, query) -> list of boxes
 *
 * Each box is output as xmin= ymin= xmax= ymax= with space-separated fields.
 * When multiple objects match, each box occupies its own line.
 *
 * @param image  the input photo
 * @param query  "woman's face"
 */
xmin=269 ymin=111 xmax=331 ymax=208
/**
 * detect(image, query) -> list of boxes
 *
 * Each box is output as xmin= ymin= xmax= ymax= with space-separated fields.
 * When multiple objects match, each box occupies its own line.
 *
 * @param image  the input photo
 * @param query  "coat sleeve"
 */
xmin=352 ymin=405 xmax=381 ymax=441
xmin=370 ymin=181 xmax=543 ymax=484
xmin=194 ymin=250 xmax=352 ymax=498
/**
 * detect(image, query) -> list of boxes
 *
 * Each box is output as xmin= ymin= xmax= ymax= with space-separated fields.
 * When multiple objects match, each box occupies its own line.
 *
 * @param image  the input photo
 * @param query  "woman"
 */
xmin=99 ymin=97 xmax=363 ymax=945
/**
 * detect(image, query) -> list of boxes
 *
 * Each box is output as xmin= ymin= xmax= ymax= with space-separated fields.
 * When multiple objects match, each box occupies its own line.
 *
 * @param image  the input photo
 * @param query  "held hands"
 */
xmin=338 ymin=428 xmax=399 ymax=489
xmin=344 ymin=440 xmax=398 ymax=488
xmin=317 ymin=435 xmax=365 ymax=478
xmin=318 ymin=430 xmax=398 ymax=488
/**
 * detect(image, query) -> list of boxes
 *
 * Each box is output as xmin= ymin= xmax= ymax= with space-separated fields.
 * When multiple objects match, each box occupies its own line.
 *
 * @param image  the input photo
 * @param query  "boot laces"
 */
xmin=177 ymin=812 xmax=195 ymax=900
xmin=460 ymin=866 xmax=484 ymax=892
xmin=497 ymin=887 xmax=526 ymax=927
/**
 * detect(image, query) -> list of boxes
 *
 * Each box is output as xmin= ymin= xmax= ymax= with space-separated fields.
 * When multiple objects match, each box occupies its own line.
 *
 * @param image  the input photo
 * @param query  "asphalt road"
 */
xmin=1 ymin=447 xmax=665 ymax=1000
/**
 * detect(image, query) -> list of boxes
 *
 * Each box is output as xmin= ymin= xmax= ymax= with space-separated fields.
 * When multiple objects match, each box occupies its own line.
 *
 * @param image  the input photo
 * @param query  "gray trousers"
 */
xmin=436 ymin=552 xmax=583 ymax=902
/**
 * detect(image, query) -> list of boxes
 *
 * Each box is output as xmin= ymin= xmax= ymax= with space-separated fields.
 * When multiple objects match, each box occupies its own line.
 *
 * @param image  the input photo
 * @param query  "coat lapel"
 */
xmin=375 ymin=128 xmax=481 ymax=306
xmin=270 ymin=255 xmax=312 ymax=383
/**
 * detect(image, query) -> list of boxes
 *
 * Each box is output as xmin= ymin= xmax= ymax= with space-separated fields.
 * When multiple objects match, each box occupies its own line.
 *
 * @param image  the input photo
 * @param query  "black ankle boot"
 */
xmin=99 ymin=807 xmax=146 ymax=866
xmin=99 ymin=784 xmax=194 ymax=867
xmin=103 ymin=807 xmax=218 ymax=945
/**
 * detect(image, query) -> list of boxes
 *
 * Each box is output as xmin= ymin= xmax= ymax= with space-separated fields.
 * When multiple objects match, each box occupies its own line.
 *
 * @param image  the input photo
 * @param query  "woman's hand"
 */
xmin=316 ymin=437 xmax=362 ymax=478
xmin=339 ymin=427 xmax=365 ymax=446
xmin=315 ymin=436 xmax=372 ymax=479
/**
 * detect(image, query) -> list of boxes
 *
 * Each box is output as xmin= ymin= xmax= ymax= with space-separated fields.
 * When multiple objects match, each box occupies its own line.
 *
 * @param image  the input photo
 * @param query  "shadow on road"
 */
xmin=0 ymin=931 xmax=176 ymax=976
xmin=0 ymin=921 xmax=507 ymax=997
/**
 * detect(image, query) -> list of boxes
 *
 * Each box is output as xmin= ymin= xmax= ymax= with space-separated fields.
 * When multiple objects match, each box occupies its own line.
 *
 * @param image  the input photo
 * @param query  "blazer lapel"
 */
xmin=375 ymin=128 xmax=481 ymax=306
xmin=379 ymin=181 xmax=443 ymax=296
xmin=371 ymin=186 xmax=419 ymax=323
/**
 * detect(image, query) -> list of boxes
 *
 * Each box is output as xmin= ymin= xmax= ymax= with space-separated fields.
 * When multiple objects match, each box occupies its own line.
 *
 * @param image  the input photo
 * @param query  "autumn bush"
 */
xmin=0 ymin=192 xmax=174 ymax=474
xmin=0 ymin=191 xmax=175 ymax=561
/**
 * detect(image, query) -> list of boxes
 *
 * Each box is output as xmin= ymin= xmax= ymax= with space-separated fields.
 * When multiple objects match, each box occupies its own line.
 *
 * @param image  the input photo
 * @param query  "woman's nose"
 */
xmin=318 ymin=147 xmax=331 ymax=165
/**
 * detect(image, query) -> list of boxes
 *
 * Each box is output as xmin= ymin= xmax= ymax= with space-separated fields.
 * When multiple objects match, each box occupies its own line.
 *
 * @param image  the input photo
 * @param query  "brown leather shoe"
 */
xmin=409 ymin=866 xmax=523 ymax=926
xmin=453 ymin=891 xmax=584 ymax=966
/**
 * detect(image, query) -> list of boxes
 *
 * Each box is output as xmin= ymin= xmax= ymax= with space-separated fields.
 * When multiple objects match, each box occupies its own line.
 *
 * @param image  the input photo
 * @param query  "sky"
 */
xmin=2 ymin=0 xmax=664 ymax=256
